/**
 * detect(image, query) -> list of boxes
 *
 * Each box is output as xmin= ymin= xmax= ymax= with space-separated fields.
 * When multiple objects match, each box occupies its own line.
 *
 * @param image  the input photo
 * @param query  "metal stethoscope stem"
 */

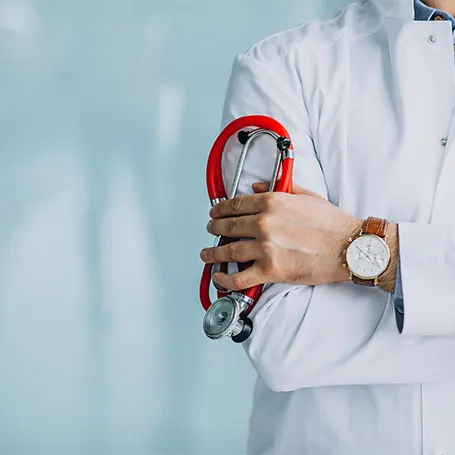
xmin=200 ymin=115 xmax=294 ymax=343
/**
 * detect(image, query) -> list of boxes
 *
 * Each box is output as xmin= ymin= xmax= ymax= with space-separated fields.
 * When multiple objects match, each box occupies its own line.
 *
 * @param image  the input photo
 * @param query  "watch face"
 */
xmin=346 ymin=234 xmax=390 ymax=279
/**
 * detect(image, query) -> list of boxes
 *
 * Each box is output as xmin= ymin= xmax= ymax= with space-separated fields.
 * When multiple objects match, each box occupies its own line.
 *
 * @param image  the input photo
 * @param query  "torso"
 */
xmin=244 ymin=1 xmax=455 ymax=453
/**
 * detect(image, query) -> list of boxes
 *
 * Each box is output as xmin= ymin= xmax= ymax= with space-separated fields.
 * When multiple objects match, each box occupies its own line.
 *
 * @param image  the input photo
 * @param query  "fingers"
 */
xmin=200 ymin=240 xmax=261 ymax=264
xmin=291 ymin=184 xmax=325 ymax=199
xmin=252 ymin=182 xmax=271 ymax=193
xmin=206 ymin=214 xmax=259 ymax=238
xmin=210 ymin=193 xmax=267 ymax=218
xmin=212 ymin=263 xmax=266 ymax=291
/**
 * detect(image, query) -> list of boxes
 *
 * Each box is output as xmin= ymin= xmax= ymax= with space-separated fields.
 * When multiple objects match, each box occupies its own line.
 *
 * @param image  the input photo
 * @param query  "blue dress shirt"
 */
xmin=393 ymin=0 xmax=455 ymax=331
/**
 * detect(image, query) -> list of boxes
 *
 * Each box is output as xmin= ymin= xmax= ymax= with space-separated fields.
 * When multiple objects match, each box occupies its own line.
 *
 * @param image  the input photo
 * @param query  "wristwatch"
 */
xmin=345 ymin=216 xmax=391 ymax=287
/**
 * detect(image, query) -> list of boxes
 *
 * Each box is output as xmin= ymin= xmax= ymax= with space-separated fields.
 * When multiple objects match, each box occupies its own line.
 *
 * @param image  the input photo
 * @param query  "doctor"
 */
xmin=200 ymin=0 xmax=455 ymax=453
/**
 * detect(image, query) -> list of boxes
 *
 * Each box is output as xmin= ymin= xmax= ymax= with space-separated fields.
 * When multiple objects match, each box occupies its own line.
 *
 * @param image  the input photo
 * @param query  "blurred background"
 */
xmin=0 ymin=0 xmax=348 ymax=453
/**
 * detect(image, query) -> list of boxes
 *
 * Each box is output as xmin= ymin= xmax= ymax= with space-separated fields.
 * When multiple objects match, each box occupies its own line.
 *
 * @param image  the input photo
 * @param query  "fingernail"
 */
xmin=209 ymin=206 xmax=217 ymax=217
xmin=206 ymin=220 xmax=212 ymax=232
xmin=200 ymin=249 xmax=208 ymax=261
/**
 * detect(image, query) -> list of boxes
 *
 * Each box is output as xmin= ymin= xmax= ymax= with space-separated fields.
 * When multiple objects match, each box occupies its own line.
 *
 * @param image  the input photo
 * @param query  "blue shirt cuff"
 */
xmin=392 ymin=254 xmax=404 ymax=332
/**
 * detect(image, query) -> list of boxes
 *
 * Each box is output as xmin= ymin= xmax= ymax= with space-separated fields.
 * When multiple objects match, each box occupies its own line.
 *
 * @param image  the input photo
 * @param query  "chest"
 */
xmin=301 ymin=19 xmax=455 ymax=224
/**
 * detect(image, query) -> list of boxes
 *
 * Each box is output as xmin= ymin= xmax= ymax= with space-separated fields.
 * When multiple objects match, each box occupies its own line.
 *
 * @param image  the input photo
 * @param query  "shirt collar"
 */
xmin=414 ymin=0 xmax=439 ymax=20
xmin=414 ymin=0 xmax=455 ymax=22
xmin=371 ymin=0 xmax=451 ymax=20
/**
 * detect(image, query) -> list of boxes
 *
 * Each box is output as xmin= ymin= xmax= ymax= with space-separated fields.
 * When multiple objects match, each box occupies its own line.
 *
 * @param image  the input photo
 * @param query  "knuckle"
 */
xmin=261 ymin=240 xmax=276 ymax=257
xmin=227 ymin=242 xmax=237 ymax=260
xmin=215 ymin=248 xmax=226 ymax=264
xmin=262 ymin=260 xmax=275 ymax=277
xmin=231 ymin=197 xmax=243 ymax=214
xmin=263 ymin=260 xmax=278 ymax=277
xmin=232 ymin=275 xmax=246 ymax=290
xmin=227 ymin=218 xmax=237 ymax=235
xmin=256 ymin=214 xmax=272 ymax=235
xmin=263 ymin=192 xmax=284 ymax=209
xmin=261 ymin=241 xmax=279 ymax=275
xmin=262 ymin=193 xmax=276 ymax=210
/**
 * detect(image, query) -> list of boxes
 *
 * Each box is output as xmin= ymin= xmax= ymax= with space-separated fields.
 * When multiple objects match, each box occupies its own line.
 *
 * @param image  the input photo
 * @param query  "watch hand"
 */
xmin=372 ymin=254 xmax=383 ymax=267
xmin=356 ymin=246 xmax=376 ymax=265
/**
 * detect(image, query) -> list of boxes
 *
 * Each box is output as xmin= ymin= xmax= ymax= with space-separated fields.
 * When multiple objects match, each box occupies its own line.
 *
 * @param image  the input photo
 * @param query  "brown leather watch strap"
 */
xmin=350 ymin=216 xmax=389 ymax=287
xmin=362 ymin=216 xmax=389 ymax=238
xmin=351 ymin=275 xmax=376 ymax=286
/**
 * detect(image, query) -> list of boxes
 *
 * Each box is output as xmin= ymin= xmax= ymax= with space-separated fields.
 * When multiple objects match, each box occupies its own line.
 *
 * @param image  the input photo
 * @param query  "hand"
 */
xmin=200 ymin=182 xmax=363 ymax=291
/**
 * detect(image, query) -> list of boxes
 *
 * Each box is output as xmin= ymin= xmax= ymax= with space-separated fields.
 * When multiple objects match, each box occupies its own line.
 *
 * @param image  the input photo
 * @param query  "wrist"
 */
xmin=377 ymin=222 xmax=399 ymax=293
xmin=337 ymin=217 xmax=399 ymax=291
xmin=334 ymin=217 xmax=364 ymax=283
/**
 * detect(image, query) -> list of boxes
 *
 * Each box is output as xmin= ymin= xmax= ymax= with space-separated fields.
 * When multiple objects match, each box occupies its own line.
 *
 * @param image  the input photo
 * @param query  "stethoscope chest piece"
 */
xmin=203 ymin=295 xmax=253 ymax=343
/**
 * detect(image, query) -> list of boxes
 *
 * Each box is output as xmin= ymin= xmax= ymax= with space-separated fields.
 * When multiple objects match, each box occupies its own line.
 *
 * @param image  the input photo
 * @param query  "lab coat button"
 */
xmin=440 ymin=137 xmax=448 ymax=146
xmin=428 ymin=34 xmax=437 ymax=43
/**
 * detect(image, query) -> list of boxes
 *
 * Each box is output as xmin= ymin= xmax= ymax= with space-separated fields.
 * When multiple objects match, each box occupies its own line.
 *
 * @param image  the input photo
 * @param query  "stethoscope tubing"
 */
xmin=200 ymin=115 xmax=294 ymax=332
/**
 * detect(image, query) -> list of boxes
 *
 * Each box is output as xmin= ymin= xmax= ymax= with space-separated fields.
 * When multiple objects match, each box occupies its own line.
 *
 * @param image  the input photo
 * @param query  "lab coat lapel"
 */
xmin=380 ymin=15 xmax=455 ymax=224
xmin=430 ymin=127 xmax=455 ymax=224
xmin=371 ymin=0 xmax=414 ymax=19
xmin=382 ymin=17 xmax=455 ymax=131
xmin=418 ymin=31 xmax=455 ymax=224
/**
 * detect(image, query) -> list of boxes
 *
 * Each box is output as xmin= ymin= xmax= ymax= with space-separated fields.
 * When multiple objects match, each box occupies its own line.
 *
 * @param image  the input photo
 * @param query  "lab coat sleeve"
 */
xmin=221 ymin=51 xmax=455 ymax=392
xmin=394 ymin=222 xmax=455 ymax=336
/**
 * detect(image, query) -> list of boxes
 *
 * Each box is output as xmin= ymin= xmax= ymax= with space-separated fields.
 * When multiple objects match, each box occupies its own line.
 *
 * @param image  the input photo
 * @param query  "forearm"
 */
xmin=246 ymin=274 xmax=455 ymax=391
xmin=216 ymin=40 xmax=455 ymax=392
xmin=336 ymin=219 xmax=455 ymax=337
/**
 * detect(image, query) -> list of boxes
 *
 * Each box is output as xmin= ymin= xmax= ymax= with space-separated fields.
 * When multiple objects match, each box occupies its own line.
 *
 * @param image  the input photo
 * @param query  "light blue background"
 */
xmin=0 ymin=0 xmax=346 ymax=453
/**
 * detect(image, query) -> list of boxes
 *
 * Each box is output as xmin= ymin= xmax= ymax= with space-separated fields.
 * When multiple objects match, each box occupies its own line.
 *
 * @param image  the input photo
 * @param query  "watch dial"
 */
xmin=346 ymin=235 xmax=390 ymax=279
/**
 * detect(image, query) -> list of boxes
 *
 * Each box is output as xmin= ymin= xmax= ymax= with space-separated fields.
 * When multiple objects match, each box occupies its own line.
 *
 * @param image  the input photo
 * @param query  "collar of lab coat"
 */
xmin=372 ymin=0 xmax=414 ymax=19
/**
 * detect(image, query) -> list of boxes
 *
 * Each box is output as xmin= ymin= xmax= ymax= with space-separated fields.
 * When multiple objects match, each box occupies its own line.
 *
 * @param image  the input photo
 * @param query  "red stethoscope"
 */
xmin=199 ymin=115 xmax=295 ymax=343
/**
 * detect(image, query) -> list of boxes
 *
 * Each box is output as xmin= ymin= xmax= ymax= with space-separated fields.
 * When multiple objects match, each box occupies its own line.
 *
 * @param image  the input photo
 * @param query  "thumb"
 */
xmin=252 ymin=182 xmax=270 ymax=193
xmin=291 ymin=184 xmax=326 ymax=199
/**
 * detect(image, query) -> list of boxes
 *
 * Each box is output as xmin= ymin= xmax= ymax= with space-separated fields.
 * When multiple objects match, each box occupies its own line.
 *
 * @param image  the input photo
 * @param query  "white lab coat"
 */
xmin=221 ymin=0 xmax=455 ymax=453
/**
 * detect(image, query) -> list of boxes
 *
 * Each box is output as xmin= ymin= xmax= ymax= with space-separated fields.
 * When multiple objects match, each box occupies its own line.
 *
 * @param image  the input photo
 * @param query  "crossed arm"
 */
xmin=200 ymin=182 xmax=399 ymax=294
xmin=197 ymin=51 xmax=455 ymax=392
